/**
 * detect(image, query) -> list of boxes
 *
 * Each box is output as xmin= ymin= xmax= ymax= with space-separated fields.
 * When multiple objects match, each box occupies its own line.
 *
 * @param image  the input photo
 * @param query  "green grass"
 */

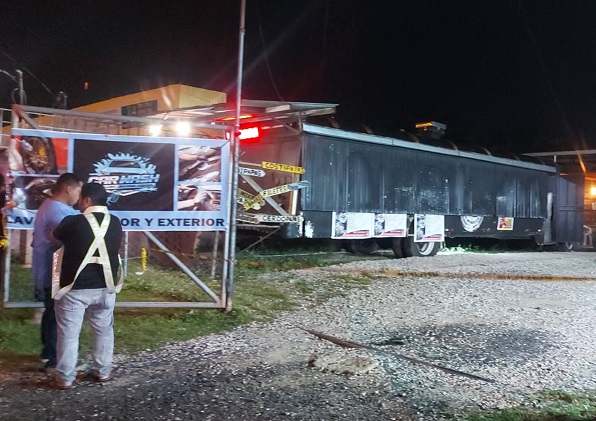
xmin=0 ymin=249 xmax=379 ymax=360
xmin=464 ymin=391 xmax=596 ymax=420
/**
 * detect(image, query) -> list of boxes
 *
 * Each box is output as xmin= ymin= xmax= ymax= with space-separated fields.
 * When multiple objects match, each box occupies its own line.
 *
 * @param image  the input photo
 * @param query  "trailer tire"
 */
xmin=402 ymin=236 xmax=440 ymax=257
xmin=557 ymin=242 xmax=574 ymax=252
xmin=391 ymin=238 xmax=405 ymax=258
xmin=343 ymin=241 xmax=355 ymax=253
xmin=349 ymin=239 xmax=379 ymax=255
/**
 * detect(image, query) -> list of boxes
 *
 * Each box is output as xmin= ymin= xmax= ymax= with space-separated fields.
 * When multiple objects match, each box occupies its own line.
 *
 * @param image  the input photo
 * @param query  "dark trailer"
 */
xmin=3 ymin=97 xmax=584 ymax=258
xmin=288 ymin=123 xmax=583 ymax=256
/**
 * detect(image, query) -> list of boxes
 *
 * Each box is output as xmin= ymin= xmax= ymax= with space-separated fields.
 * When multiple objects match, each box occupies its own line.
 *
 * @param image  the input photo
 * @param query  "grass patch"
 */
xmin=464 ymin=391 xmax=596 ymax=420
xmin=0 ymin=250 xmax=387 ymax=364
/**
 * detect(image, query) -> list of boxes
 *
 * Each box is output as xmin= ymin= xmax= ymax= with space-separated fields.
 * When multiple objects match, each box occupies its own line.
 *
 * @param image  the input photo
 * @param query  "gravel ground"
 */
xmin=2 ymin=251 xmax=596 ymax=420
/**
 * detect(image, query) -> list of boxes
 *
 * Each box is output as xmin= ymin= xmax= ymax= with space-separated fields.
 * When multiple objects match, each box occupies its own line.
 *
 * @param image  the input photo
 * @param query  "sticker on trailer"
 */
xmin=497 ymin=217 xmax=514 ymax=231
xmin=261 ymin=161 xmax=305 ymax=174
xmin=331 ymin=212 xmax=375 ymax=239
xmin=374 ymin=213 xmax=407 ymax=237
xmin=255 ymin=214 xmax=303 ymax=223
xmin=239 ymin=167 xmax=266 ymax=177
xmin=414 ymin=214 xmax=445 ymax=242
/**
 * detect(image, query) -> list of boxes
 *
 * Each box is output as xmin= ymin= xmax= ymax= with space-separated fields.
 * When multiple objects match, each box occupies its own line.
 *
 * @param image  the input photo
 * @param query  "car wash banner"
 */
xmin=7 ymin=129 xmax=230 ymax=231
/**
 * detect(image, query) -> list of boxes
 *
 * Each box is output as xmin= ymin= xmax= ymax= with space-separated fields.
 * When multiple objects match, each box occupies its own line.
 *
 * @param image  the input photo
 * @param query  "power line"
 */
xmin=0 ymin=45 xmax=55 ymax=97
xmin=256 ymin=0 xmax=285 ymax=101
xmin=515 ymin=0 xmax=574 ymax=139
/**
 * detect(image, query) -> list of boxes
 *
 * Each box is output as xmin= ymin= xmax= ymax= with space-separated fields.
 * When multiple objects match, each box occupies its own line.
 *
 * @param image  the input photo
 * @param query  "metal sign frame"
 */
xmin=2 ymin=105 xmax=234 ymax=309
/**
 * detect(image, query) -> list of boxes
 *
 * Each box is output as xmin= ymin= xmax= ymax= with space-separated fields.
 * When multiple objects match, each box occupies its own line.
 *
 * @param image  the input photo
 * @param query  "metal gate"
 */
xmin=2 ymin=105 xmax=234 ymax=309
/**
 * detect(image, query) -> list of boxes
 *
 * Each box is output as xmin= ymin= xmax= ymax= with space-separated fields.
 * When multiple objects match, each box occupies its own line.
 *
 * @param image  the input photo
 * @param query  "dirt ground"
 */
xmin=1 ymin=251 xmax=596 ymax=420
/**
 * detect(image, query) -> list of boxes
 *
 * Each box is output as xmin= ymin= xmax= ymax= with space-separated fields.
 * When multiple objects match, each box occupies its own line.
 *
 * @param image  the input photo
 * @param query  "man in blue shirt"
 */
xmin=32 ymin=173 xmax=82 ymax=371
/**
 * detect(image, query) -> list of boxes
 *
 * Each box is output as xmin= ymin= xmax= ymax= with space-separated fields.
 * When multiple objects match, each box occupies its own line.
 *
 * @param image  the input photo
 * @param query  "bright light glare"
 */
xmin=591 ymin=186 xmax=596 ymax=196
xmin=239 ymin=126 xmax=260 ymax=140
xmin=149 ymin=124 xmax=162 ymax=137
xmin=175 ymin=121 xmax=191 ymax=137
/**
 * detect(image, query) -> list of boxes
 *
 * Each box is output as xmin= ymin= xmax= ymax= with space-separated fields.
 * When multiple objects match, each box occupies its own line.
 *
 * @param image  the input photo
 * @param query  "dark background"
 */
xmin=2 ymin=1 xmax=596 ymax=154
xmin=73 ymin=140 xmax=175 ymax=211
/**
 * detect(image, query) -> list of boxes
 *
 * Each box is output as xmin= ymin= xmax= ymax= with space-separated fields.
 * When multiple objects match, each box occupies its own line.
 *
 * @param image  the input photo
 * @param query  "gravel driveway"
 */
xmin=1 ymin=251 xmax=596 ymax=420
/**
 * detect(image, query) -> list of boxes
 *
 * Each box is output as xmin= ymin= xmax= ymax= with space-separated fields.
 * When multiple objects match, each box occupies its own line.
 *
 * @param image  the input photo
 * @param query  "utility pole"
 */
xmin=224 ymin=0 xmax=246 ymax=311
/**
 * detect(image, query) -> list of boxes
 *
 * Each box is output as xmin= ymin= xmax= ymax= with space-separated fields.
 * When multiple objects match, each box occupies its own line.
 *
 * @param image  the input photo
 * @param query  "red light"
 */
xmin=239 ymin=125 xmax=261 ymax=143
xmin=224 ymin=124 xmax=262 ymax=142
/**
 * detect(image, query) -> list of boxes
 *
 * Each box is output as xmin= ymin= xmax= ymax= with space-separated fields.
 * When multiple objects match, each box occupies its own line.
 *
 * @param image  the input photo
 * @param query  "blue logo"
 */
xmin=87 ymin=153 xmax=160 ymax=203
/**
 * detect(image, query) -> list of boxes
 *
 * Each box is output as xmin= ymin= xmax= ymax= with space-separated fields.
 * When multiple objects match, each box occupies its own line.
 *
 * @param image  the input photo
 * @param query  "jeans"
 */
xmin=55 ymin=288 xmax=116 ymax=384
xmin=41 ymin=287 xmax=57 ymax=367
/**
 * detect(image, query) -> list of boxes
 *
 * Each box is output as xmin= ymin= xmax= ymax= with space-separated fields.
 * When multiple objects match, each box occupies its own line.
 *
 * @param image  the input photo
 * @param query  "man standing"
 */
xmin=32 ymin=173 xmax=81 ymax=372
xmin=53 ymin=183 xmax=122 ymax=389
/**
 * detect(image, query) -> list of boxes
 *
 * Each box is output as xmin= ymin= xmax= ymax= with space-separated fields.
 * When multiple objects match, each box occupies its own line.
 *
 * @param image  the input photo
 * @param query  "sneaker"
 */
xmin=52 ymin=379 xmax=74 ymax=390
xmin=92 ymin=371 xmax=112 ymax=383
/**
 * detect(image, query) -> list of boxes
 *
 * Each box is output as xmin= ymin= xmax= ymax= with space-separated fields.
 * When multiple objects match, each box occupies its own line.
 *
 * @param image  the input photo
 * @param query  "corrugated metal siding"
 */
xmin=302 ymin=133 xmax=549 ymax=218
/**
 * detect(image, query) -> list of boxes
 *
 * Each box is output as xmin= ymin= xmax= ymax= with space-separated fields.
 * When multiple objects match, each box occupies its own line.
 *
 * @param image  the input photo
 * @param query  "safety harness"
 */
xmin=52 ymin=206 xmax=123 ymax=300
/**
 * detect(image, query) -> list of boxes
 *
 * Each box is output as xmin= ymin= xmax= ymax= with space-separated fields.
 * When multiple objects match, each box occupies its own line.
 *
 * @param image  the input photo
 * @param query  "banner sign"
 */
xmin=237 ymin=189 xmax=264 ymax=209
xmin=242 ymin=181 xmax=308 ymax=210
xmin=243 ymin=194 xmax=264 ymax=210
xmin=261 ymin=161 xmax=305 ymax=174
xmin=497 ymin=217 xmax=514 ymax=231
xmin=7 ymin=129 xmax=230 ymax=231
xmin=331 ymin=212 xmax=374 ymax=239
xmin=255 ymin=214 xmax=303 ymax=223
xmin=414 ymin=214 xmax=445 ymax=242
xmin=374 ymin=213 xmax=407 ymax=237
xmin=238 ymin=167 xmax=265 ymax=177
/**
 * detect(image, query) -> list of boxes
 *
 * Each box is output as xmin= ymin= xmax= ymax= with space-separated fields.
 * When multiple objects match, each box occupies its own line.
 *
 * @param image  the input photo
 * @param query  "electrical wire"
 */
xmin=515 ymin=0 xmax=574 ymax=138
xmin=0 ymin=45 xmax=55 ymax=98
xmin=256 ymin=0 xmax=285 ymax=101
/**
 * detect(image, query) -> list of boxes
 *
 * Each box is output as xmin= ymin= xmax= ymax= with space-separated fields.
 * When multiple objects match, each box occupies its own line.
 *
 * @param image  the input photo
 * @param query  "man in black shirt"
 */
xmin=52 ymin=183 xmax=122 ymax=389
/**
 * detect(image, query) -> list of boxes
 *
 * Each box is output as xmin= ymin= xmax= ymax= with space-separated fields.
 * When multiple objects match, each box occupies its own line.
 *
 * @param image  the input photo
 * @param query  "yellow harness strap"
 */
xmin=52 ymin=206 xmax=123 ymax=300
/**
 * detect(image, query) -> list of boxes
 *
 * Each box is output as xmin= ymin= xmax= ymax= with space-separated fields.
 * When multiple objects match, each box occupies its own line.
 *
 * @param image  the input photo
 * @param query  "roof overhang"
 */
xmin=149 ymin=100 xmax=338 ymax=125
xmin=525 ymin=150 xmax=596 ymax=174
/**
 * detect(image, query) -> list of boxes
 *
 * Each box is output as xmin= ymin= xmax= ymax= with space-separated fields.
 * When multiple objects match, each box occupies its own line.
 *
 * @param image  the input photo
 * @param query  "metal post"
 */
xmin=16 ymin=70 xmax=23 ymax=105
xmin=224 ymin=0 xmax=247 ymax=311
xmin=123 ymin=231 xmax=129 ymax=278
xmin=211 ymin=231 xmax=220 ymax=279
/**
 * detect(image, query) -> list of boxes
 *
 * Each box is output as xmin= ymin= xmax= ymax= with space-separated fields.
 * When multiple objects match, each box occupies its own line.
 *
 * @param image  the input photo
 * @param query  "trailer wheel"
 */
xmin=391 ymin=238 xmax=405 ymax=258
xmin=349 ymin=239 xmax=379 ymax=255
xmin=343 ymin=241 xmax=355 ymax=253
xmin=557 ymin=242 xmax=574 ymax=252
xmin=402 ymin=236 xmax=440 ymax=257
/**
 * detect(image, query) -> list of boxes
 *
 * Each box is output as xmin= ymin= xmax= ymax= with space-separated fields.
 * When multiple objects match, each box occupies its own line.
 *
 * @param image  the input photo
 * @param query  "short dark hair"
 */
xmin=52 ymin=173 xmax=80 ymax=195
xmin=81 ymin=183 xmax=109 ymax=206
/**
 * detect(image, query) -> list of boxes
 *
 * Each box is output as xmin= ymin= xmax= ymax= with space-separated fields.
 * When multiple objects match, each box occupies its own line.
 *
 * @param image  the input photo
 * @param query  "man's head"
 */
xmin=51 ymin=173 xmax=82 ymax=206
xmin=78 ymin=183 xmax=109 ymax=212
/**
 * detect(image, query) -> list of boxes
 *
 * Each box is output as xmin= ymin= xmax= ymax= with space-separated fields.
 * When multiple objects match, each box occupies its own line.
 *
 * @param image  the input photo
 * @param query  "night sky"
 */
xmin=2 ymin=1 xmax=596 ymax=154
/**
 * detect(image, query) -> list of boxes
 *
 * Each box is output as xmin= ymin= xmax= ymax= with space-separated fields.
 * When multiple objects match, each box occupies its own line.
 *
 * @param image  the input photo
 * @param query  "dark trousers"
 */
xmin=40 ymin=287 xmax=57 ymax=367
